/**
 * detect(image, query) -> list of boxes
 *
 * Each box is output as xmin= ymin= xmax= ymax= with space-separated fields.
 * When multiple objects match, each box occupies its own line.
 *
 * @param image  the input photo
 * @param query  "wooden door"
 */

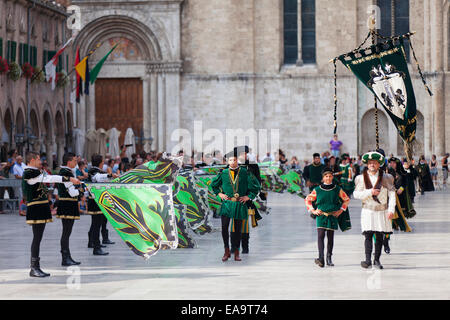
xmin=95 ymin=78 xmax=143 ymax=152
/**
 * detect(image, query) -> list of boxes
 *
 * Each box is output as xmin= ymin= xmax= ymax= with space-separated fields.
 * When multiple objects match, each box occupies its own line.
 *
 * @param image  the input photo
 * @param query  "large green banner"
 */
xmin=338 ymin=40 xmax=417 ymax=144
xmin=86 ymin=183 xmax=178 ymax=259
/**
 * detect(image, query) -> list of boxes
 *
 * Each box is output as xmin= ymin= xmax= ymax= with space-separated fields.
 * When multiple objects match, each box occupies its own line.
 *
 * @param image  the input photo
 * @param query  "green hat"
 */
xmin=321 ymin=167 xmax=334 ymax=176
xmin=362 ymin=151 xmax=385 ymax=164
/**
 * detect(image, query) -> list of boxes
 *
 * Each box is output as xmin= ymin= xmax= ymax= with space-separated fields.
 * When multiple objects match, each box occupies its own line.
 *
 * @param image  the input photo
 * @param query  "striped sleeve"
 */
xmin=305 ymin=189 xmax=317 ymax=212
xmin=339 ymin=189 xmax=350 ymax=211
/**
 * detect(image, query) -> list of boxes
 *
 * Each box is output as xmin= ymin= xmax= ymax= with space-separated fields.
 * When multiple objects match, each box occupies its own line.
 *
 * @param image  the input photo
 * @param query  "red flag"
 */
xmin=75 ymin=47 xmax=82 ymax=102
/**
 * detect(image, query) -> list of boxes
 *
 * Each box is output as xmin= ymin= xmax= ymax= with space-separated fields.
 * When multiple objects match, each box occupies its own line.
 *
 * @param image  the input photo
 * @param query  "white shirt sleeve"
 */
xmin=353 ymin=176 xmax=373 ymax=200
xmin=64 ymin=182 xmax=80 ymax=197
xmin=26 ymin=174 xmax=63 ymax=185
xmin=92 ymin=173 xmax=110 ymax=183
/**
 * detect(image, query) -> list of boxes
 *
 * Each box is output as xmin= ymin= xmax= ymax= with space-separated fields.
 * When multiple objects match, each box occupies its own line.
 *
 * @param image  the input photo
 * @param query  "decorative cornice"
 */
xmin=146 ymin=61 xmax=182 ymax=74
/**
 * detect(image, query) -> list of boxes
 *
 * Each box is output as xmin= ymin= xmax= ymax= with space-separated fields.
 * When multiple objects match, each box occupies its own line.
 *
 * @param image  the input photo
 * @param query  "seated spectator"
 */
xmin=78 ymin=194 xmax=87 ymax=215
xmin=19 ymin=199 xmax=27 ymax=216
xmin=76 ymin=161 xmax=88 ymax=181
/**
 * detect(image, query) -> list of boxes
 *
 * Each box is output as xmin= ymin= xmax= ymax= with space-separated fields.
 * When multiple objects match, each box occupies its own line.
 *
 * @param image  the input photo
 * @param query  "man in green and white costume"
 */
xmin=337 ymin=154 xmax=355 ymax=198
xmin=211 ymin=150 xmax=260 ymax=262
xmin=354 ymin=151 xmax=396 ymax=269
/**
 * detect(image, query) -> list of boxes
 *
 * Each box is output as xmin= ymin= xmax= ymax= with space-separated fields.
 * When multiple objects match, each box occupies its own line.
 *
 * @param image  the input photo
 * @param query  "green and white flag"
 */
xmin=86 ymin=183 xmax=178 ymax=259
xmin=338 ymin=39 xmax=417 ymax=145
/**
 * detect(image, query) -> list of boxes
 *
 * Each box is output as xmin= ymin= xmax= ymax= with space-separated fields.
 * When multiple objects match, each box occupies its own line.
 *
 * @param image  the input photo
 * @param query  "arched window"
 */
xmin=377 ymin=0 xmax=410 ymax=61
xmin=283 ymin=0 xmax=298 ymax=64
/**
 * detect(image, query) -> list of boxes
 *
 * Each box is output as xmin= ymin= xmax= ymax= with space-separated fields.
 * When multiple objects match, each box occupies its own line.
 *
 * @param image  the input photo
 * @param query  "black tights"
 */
xmin=61 ymin=219 xmax=75 ymax=252
xmin=90 ymin=215 xmax=104 ymax=248
xmin=221 ymin=216 xmax=242 ymax=251
xmin=317 ymin=228 xmax=334 ymax=259
xmin=31 ymin=224 xmax=46 ymax=258
xmin=364 ymin=231 xmax=383 ymax=262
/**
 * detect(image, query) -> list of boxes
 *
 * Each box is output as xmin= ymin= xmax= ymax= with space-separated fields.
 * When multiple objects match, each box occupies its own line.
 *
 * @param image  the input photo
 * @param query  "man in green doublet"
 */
xmin=211 ymin=151 xmax=260 ymax=262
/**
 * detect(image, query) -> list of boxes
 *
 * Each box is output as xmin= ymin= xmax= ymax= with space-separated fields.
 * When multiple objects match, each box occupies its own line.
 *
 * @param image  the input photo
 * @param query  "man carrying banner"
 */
xmin=384 ymin=157 xmax=413 ymax=253
xmin=22 ymin=151 xmax=80 ymax=277
xmin=211 ymin=150 xmax=260 ymax=262
xmin=303 ymin=153 xmax=326 ymax=193
xmin=353 ymin=151 xmax=396 ymax=269
xmin=87 ymin=154 xmax=117 ymax=256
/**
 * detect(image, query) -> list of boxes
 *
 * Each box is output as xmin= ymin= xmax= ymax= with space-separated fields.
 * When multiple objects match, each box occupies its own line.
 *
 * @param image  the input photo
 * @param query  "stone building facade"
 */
xmin=0 ymin=0 xmax=73 ymax=168
xmin=72 ymin=0 xmax=449 ymax=161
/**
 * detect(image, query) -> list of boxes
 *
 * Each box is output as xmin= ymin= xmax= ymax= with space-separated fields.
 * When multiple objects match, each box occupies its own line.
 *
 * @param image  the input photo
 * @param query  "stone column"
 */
xmin=86 ymin=83 xmax=96 ymax=131
xmin=431 ymin=0 xmax=445 ymax=156
xmin=157 ymin=73 xmax=166 ymax=152
xmin=142 ymin=75 xmax=152 ymax=152
xmin=45 ymin=139 xmax=54 ymax=169
xmin=56 ymin=137 xmax=65 ymax=167
xmin=150 ymin=73 xmax=158 ymax=151
xmin=164 ymin=72 xmax=181 ymax=155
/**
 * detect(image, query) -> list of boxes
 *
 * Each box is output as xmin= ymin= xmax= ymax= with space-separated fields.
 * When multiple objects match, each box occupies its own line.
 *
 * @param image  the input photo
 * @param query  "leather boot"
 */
xmin=234 ymin=249 xmax=241 ymax=261
xmin=102 ymin=229 xmax=115 ymax=245
xmin=30 ymin=257 xmax=50 ymax=277
xmin=373 ymin=259 xmax=384 ymax=269
xmin=241 ymin=233 xmax=249 ymax=254
xmin=222 ymin=248 xmax=231 ymax=262
xmin=93 ymin=245 xmax=109 ymax=256
xmin=326 ymin=253 xmax=334 ymax=266
xmin=383 ymin=237 xmax=390 ymax=254
xmin=61 ymin=250 xmax=81 ymax=266
xmin=315 ymin=258 xmax=325 ymax=268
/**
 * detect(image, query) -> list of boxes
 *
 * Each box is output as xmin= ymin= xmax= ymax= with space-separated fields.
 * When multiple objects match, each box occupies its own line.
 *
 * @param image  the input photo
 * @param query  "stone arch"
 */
xmin=2 ymin=107 xmax=13 ymax=146
xmin=30 ymin=101 xmax=40 ymax=138
xmin=42 ymin=104 xmax=54 ymax=142
xmin=360 ymin=109 xmax=389 ymax=154
xmin=66 ymin=110 xmax=73 ymax=152
xmin=15 ymin=108 xmax=26 ymax=154
xmin=74 ymin=15 xmax=164 ymax=61
xmin=55 ymin=107 xmax=65 ymax=139
xmin=397 ymin=110 xmax=424 ymax=157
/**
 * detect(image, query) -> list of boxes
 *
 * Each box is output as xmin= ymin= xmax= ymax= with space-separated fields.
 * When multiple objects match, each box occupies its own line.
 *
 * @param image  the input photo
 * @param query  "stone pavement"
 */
xmin=0 ymin=190 xmax=449 ymax=300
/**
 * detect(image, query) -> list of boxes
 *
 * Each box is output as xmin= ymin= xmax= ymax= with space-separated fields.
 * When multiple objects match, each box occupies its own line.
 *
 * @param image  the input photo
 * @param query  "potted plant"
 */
xmin=31 ymin=66 xmax=45 ymax=84
xmin=21 ymin=62 xmax=34 ymax=79
xmin=0 ymin=57 xmax=9 ymax=74
xmin=7 ymin=61 xmax=22 ymax=81
xmin=56 ymin=70 xmax=69 ymax=88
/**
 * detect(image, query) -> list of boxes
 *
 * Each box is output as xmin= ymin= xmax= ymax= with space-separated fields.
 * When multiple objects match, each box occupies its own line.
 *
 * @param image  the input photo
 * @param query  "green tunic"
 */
xmin=314 ymin=185 xmax=342 ymax=230
xmin=308 ymin=163 xmax=325 ymax=186
xmin=211 ymin=167 xmax=260 ymax=220
xmin=339 ymin=164 xmax=355 ymax=194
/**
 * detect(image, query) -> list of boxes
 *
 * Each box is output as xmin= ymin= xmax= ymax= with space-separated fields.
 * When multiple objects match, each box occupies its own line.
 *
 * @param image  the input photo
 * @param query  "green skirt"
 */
xmin=218 ymin=200 xmax=248 ymax=220
xmin=316 ymin=214 xmax=339 ymax=230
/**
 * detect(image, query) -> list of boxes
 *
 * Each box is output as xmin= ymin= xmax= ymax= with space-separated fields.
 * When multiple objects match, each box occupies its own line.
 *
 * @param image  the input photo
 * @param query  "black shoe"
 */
xmin=102 ymin=230 xmax=115 ymax=244
xmin=61 ymin=250 xmax=81 ymax=266
xmin=30 ymin=257 xmax=50 ymax=277
xmin=93 ymin=247 xmax=109 ymax=255
xmin=373 ymin=260 xmax=384 ymax=269
xmin=361 ymin=260 xmax=372 ymax=269
xmin=326 ymin=254 xmax=334 ymax=266
xmin=315 ymin=258 xmax=325 ymax=268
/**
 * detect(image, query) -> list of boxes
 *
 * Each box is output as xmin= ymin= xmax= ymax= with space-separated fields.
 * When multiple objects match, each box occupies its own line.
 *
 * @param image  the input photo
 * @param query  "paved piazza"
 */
xmin=0 ymin=190 xmax=449 ymax=300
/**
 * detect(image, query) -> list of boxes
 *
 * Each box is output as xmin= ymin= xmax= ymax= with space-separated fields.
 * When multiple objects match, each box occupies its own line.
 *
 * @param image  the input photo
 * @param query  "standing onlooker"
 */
xmin=442 ymin=153 xmax=449 ymax=190
xmin=13 ymin=155 xmax=26 ymax=202
xmin=329 ymin=134 xmax=343 ymax=158
xmin=430 ymin=155 xmax=438 ymax=189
